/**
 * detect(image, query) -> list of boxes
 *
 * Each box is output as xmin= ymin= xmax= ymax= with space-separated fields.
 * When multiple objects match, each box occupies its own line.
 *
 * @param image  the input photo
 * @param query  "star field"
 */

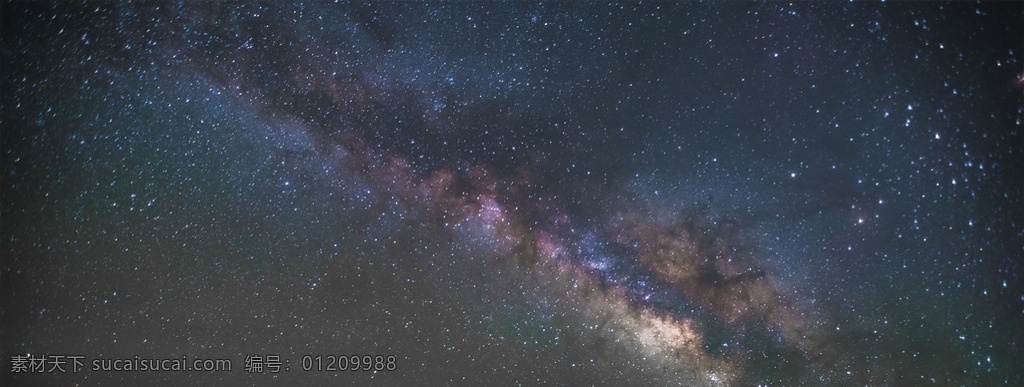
xmin=3 ymin=1 xmax=1023 ymax=385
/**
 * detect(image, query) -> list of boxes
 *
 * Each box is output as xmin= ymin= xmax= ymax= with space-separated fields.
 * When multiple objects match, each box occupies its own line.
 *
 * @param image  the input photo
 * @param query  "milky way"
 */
xmin=3 ymin=2 xmax=1023 ymax=386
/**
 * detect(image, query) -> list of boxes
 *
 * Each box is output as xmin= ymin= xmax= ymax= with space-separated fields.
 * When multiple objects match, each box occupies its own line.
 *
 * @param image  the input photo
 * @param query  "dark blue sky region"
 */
xmin=3 ymin=1 xmax=1023 ymax=385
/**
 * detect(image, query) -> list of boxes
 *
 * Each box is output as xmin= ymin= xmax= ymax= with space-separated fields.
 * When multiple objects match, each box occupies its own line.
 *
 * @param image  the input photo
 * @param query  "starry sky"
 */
xmin=3 ymin=1 xmax=1023 ymax=386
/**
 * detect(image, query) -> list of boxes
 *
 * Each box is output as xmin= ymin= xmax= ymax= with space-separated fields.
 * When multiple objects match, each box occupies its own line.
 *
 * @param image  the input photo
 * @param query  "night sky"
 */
xmin=3 ymin=1 xmax=1023 ymax=386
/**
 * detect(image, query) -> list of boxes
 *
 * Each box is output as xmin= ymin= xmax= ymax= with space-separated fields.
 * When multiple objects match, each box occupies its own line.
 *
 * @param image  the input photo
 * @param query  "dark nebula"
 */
xmin=3 ymin=1 xmax=1023 ymax=386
